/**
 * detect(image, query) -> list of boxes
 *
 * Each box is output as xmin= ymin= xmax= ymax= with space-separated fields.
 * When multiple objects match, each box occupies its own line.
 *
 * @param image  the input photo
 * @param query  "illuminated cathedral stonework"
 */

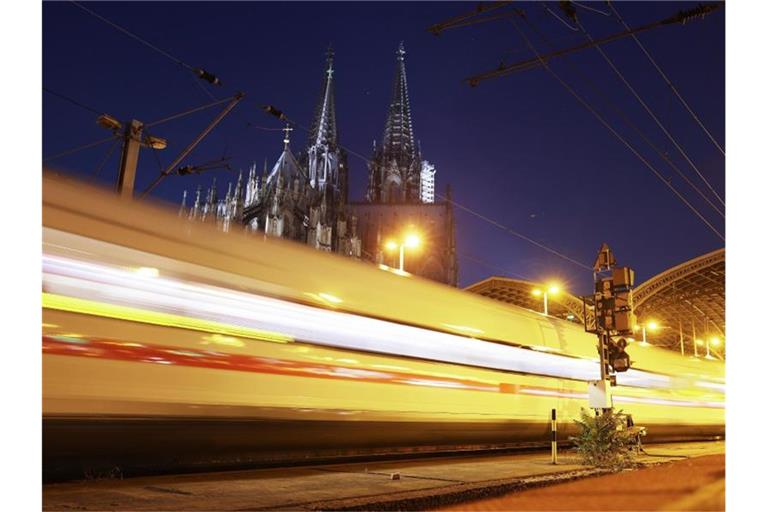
xmin=179 ymin=44 xmax=456 ymax=285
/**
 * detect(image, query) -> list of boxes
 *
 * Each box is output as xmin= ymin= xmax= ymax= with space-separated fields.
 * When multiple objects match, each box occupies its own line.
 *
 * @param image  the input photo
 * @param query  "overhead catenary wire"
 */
xmin=43 ymin=86 xmax=104 ymax=117
xmin=574 ymin=14 xmax=725 ymax=208
xmin=91 ymin=138 xmax=121 ymax=179
xmin=58 ymin=3 xmax=609 ymax=276
xmin=44 ymin=135 xmax=119 ymax=163
xmin=266 ymin=106 xmax=594 ymax=273
xmin=523 ymin=16 xmax=724 ymax=219
xmin=146 ymin=95 xmax=241 ymax=128
xmin=543 ymin=3 xmax=579 ymax=32
xmin=509 ymin=16 xmax=724 ymax=242
xmin=436 ymin=192 xmax=593 ymax=271
xmin=458 ymin=251 xmax=537 ymax=282
xmin=70 ymin=1 xmax=221 ymax=86
xmin=70 ymin=1 xmax=192 ymax=71
xmin=607 ymin=1 xmax=725 ymax=157
xmin=572 ymin=1 xmax=610 ymax=17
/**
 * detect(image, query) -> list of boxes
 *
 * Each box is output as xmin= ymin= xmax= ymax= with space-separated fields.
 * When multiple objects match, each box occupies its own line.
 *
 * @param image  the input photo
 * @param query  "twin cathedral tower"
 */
xmin=179 ymin=43 xmax=457 ymax=285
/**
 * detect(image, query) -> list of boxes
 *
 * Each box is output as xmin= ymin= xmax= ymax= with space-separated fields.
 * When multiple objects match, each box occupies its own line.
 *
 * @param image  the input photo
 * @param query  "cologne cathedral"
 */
xmin=179 ymin=43 xmax=457 ymax=286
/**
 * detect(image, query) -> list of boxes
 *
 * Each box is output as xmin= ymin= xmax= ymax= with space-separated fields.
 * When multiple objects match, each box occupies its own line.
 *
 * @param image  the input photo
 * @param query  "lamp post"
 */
xmin=385 ymin=232 xmax=420 ymax=272
xmin=531 ymin=284 xmax=561 ymax=316
xmin=705 ymin=336 xmax=721 ymax=359
xmin=635 ymin=320 xmax=659 ymax=346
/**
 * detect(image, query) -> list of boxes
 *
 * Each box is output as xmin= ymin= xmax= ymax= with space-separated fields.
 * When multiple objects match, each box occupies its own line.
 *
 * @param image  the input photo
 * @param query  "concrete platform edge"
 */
xmin=300 ymin=468 xmax=612 ymax=511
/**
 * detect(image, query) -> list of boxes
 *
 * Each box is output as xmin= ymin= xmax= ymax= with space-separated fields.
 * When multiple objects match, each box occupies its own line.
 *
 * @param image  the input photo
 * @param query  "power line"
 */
xmin=523 ymin=16 xmax=724 ymax=219
xmin=574 ymin=14 xmax=725 ymax=208
xmin=57 ymin=4 xmax=606 ymax=274
xmin=466 ymin=3 xmax=723 ymax=86
xmin=43 ymin=86 xmax=104 ymax=116
xmin=70 ymin=1 xmax=191 ymax=70
xmin=265 ymin=105 xmax=595 ymax=272
xmin=70 ymin=1 xmax=221 ymax=86
xmin=457 ymin=252 xmax=534 ymax=281
xmin=43 ymin=135 xmax=118 ymax=163
xmin=436 ymin=192 xmax=593 ymax=271
xmin=572 ymin=1 xmax=610 ymax=17
xmin=146 ymin=95 xmax=240 ymax=128
xmin=91 ymin=138 xmax=121 ymax=179
xmin=543 ymin=3 xmax=578 ymax=31
xmin=607 ymin=1 xmax=725 ymax=157
xmin=510 ymin=16 xmax=724 ymax=241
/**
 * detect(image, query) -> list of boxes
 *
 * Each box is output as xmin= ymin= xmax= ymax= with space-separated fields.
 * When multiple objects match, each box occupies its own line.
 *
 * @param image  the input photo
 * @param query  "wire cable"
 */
xmin=575 ymin=15 xmax=725 ymax=208
xmin=572 ymin=1 xmax=610 ymax=17
xmin=70 ymin=1 xmax=194 ymax=72
xmin=510 ymin=16 xmax=724 ymax=241
xmin=457 ymin=251 xmax=534 ymax=281
xmin=43 ymin=86 xmax=104 ymax=116
xmin=146 ymin=96 xmax=239 ymax=128
xmin=436 ymin=192 xmax=593 ymax=271
xmin=543 ymin=4 xmax=579 ymax=31
xmin=43 ymin=135 xmax=118 ymax=163
xmin=271 ymin=107 xmax=594 ymax=272
xmin=607 ymin=1 xmax=725 ymax=157
xmin=524 ymin=17 xmax=724 ymax=219
xmin=91 ymin=138 xmax=120 ymax=179
xmin=53 ymin=5 xmax=606 ymax=273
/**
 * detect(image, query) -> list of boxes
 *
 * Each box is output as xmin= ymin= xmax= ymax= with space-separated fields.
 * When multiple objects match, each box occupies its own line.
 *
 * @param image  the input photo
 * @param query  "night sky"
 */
xmin=42 ymin=1 xmax=725 ymax=293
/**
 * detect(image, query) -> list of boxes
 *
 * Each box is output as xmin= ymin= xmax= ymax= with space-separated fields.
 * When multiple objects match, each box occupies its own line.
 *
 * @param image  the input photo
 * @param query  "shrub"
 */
xmin=571 ymin=408 xmax=638 ymax=470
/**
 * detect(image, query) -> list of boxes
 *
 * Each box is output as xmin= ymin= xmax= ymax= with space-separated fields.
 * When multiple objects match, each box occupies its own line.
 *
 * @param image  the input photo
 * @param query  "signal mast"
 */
xmin=583 ymin=243 xmax=637 ymax=411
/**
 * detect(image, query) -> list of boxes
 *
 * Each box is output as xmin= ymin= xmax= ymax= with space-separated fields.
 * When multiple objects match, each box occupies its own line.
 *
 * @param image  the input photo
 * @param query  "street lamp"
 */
xmin=385 ymin=232 xmax=421 ymax=272
xmin=704 ymin=336 xmax=721 ymax=359
xmin=531 ymin=283 xmax=561 ymax=316
xmin=634 ymin=320 xmax=660 ymax=346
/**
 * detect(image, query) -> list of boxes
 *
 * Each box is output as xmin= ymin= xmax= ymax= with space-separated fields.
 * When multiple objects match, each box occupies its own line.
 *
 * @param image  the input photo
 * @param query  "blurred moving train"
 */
xmin=42 ymin=174 xmax=724 ymax=480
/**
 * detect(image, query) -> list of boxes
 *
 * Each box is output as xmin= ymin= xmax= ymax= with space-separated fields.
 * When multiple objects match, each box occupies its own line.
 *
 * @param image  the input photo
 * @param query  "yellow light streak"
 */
xmin=42 ymin=293 xmax=293 ymax=344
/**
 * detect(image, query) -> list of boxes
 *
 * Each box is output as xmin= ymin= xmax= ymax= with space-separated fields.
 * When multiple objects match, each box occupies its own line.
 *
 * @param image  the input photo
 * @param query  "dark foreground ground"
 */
xmin=43 ymin=442 xmax=723 ymax=511
xmin=440 ymin=454 xmax=725 ymax=511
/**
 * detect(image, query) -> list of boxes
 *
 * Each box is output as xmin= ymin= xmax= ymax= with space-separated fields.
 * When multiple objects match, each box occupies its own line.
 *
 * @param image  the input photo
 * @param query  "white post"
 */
xmin=399 ymin=245 xmax=405 ymax=271
xmin=543 ymin=292 xmax=549 ymax=316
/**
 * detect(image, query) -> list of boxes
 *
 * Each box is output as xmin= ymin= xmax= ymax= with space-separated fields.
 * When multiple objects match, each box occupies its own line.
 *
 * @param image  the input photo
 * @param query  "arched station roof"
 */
xmin=464 ymin=276 xmax=590 ymax=325
xmin=465 ymin=248 xmax=725 ymax=356
xmin=633 ymin=248 xmax=724 ymax=354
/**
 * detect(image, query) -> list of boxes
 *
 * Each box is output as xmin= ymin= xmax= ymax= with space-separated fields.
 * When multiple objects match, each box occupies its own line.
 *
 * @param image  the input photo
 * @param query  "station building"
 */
xmin=466 ymin=248 xmax=725 ymax=356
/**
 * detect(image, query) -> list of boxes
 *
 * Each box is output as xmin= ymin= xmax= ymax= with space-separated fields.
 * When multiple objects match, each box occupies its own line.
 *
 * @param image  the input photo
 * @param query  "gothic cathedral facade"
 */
xmin=179 ymin=43 xmax=457 ymax=286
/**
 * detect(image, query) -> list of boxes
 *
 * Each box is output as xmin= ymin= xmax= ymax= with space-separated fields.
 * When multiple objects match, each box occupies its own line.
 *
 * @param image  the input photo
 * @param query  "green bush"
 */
xmin=571 ymin=408 xmax=638 ymax=470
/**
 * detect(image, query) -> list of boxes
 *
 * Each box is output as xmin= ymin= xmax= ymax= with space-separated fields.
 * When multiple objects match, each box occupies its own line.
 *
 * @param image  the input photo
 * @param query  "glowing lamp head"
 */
xmin=696 ymin=338 xmax=705 ymax=346
xmin=710 ymin=336 xmax=721 ymax=347
xmin=404 ymin=233 xmax=420 ymax=249
xmin=384 ymin=240 xmax=398 ymax=251
xmin=647 ymin=321 xmax=659 ymax=331
xmin=531 ymin=288 xmax=542 ymax=297
xmin=547 ymin=284 xmax=561 ymax=295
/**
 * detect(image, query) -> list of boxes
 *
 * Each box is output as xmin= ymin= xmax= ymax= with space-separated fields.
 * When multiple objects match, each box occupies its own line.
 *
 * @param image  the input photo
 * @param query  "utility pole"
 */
xmin=116 ymin=119 xmax=144 ymax=198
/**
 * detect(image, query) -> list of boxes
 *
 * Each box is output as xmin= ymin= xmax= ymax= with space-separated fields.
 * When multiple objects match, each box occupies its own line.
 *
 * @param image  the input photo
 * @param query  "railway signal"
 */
xmin=584 ymin=243 xmax=637 ymax=410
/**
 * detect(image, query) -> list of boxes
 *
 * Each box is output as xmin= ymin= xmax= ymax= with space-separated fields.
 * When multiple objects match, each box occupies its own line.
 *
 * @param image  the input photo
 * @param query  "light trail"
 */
xmin=42 ymin=253 xmax=723 ymax=396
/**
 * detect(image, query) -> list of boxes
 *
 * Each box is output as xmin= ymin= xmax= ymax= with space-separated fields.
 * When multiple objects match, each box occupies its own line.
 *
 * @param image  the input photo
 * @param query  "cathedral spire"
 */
xmin=381 ymin=41 xmax=416 ymax=167
xmin=367 ymin=42 xmax=423 ymax=203
xmin=309 ymin=45 xmax=337 ymax=149
xmin=305 ymin=45 xmax=347 ymax=195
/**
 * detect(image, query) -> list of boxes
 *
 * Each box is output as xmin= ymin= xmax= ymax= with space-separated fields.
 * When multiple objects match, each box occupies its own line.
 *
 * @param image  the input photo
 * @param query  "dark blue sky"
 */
xmin=42 ymin=1 xmax=725 ymax=292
